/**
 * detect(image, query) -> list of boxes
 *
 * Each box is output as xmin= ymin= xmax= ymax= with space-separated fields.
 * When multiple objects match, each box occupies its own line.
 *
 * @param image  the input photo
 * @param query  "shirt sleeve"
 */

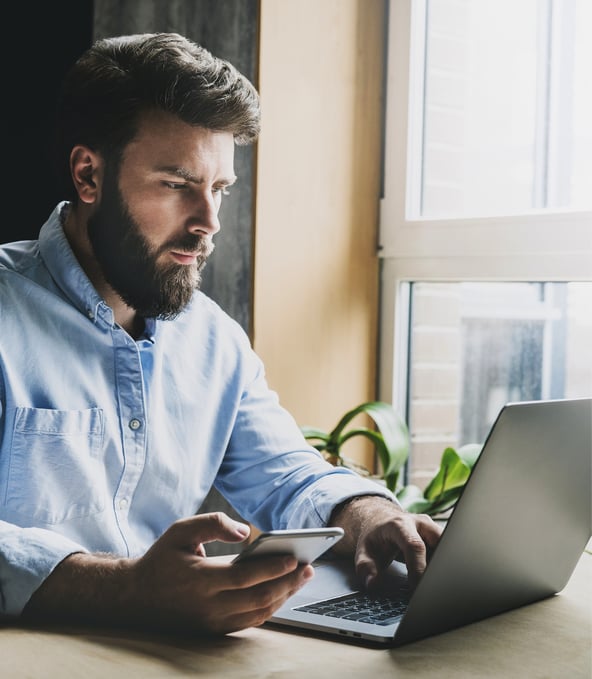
xmin=214 ymin=354 xmax=400 ymax=532
xmin=0 ymin=521 xmax=88 ymax=617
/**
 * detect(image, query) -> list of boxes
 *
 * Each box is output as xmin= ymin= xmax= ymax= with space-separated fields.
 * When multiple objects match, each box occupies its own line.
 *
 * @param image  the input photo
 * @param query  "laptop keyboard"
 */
xmin=294 ymin=591 xmax=410 ymax=626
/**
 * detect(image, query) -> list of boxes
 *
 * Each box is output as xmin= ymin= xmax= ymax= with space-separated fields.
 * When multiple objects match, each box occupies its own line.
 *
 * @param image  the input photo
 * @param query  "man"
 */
xmin=0 ymin=33 xmax=441 ymax=635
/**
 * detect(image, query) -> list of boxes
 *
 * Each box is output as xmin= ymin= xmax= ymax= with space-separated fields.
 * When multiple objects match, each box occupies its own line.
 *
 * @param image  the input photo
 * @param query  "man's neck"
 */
xmin=62 ymin=203 xmax=144 ymax=338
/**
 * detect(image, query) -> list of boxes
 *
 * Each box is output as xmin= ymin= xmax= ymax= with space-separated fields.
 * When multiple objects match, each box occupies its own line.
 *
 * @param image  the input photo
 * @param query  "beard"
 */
xmin=87 ymin=171 xmax=214 ymax=320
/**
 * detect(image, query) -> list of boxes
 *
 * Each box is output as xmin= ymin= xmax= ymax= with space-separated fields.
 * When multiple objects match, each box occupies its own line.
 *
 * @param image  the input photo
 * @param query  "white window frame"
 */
xmin=378 ymin=0 xmax=592 ymax=410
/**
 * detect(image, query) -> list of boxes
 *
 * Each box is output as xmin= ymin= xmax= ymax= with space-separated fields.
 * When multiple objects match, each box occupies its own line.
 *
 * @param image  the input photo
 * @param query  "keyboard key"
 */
xmin=294 ymin=591 xmax=409 ymax=625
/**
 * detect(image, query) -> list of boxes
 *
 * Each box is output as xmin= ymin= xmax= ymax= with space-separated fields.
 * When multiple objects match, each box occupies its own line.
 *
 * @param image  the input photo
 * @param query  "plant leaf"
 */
xmin=422 ymin=486 xmax=464 ymax=515
xmin=300 ymin=427 xmax=330 ymax=443
xmin=455 ymin=443 xmax=483 ymax=468
xmin=332 ymin=401 xmax=409 ymax=477
xmin=424 ymin=443 xmax=482 ymax=501
xmin=401 ymin=497 xmax=435 ymax=514
xmin=396 ymin=485 xmax=433 ymax=514
xmin=300 ymin=427 xmax=331 ymax=455
xmin=339 ymin=427 xmax=392 ymax=481
xmin=396 ymin=484 xmax=464 ymax=516
xmin=396 ymin=484 xmax=424 ymax=505
xmin=383 ymin=471 xmax=399 ymax=493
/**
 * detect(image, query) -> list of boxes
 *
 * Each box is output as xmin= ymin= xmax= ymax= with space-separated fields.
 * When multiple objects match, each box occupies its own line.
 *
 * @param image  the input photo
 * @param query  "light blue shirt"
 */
xmin=0 ymin=203 xmax=393 ymax=616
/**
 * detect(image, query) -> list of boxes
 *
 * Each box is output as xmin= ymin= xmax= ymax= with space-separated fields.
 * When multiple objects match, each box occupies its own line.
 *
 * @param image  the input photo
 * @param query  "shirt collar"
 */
xmin=38 ymin=202 xmax=115 ymax=329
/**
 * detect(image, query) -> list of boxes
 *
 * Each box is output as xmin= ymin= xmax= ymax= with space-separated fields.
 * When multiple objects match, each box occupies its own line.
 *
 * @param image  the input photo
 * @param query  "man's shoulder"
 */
xmin=186 ymin=292 xmax=248 ymax=332
xmin=171 ymin=291 xmax=253 ymax=351
xmin=0 ymin=239 xmax=41 ymax=271
xmin=0 ymin=239 xmax=44 ymax=288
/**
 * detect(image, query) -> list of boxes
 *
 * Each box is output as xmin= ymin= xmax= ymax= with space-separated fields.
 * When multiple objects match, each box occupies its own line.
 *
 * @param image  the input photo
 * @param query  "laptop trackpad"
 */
xmin=290 ymin=558 xmax=409 ymax=606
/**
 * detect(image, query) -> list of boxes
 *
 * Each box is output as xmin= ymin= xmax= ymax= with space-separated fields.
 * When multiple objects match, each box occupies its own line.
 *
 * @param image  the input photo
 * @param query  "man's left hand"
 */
xmin=329 ymin=496 xmax=443 ymax=588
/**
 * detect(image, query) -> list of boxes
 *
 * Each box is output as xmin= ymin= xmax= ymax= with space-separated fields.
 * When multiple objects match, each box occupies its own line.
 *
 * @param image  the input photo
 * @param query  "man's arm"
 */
xmin=22 ymin=513 xmax=313 ymax=635
xmin=328 ymin=495 xmax=443 ymax=588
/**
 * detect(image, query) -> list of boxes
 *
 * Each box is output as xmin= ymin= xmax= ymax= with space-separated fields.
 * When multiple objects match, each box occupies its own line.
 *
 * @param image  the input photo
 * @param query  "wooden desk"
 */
xmin=1 ymin=552 xmax=590 ymax=678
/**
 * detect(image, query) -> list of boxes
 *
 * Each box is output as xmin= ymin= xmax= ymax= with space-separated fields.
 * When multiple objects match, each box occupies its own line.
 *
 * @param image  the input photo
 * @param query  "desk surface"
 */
xmin=1 ymin=552 xmax=590 ymax=679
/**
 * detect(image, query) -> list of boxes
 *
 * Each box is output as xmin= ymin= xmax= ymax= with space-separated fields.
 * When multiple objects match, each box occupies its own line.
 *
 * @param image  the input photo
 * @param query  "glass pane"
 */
xmin=570 ymin=0 xmax=592 ymax=208
xmin=406 ymin=281 xmax=592 ymax=489
xmin=418 ymin=0 xmax=592 ymax=217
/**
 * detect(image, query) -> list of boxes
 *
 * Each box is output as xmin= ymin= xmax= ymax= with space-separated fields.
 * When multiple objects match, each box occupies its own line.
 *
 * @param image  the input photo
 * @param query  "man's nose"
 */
xmin=185 ymin=194 xmax=221 ymax=237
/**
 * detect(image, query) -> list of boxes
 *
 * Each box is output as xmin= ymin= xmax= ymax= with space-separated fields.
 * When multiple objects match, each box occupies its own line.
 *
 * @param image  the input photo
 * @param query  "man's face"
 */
xmin=88 ymin=110 xmax=236 ymax=319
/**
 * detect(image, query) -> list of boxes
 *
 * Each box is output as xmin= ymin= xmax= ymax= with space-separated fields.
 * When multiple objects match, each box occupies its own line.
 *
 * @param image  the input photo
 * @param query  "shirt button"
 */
xmin=119 ymin=498 xmax=129 ymax=510
xmin=129 ymin=418 xmax=142 ymax=430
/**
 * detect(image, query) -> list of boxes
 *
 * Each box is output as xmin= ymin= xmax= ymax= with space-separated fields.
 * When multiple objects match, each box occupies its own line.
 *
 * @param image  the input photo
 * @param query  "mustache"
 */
xmin=157 ymin=233 xmax=215 ymax=259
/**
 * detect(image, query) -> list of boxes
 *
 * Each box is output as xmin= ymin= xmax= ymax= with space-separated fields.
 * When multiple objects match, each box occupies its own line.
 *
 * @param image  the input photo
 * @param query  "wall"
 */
xmin=254 ymin=0 xmax=387 ymax=470
xmin=2 ymin=1 xmax=93 ymax=242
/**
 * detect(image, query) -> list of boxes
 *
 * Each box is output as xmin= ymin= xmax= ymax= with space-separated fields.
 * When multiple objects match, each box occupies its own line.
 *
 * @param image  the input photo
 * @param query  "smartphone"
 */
xmin=232 ymin=527 xmax=344 ymax=564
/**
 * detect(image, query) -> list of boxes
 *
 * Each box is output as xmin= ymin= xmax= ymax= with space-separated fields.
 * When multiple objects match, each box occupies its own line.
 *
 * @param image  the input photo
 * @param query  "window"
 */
xmin=378 ymin=0 xmax=592 ymax=488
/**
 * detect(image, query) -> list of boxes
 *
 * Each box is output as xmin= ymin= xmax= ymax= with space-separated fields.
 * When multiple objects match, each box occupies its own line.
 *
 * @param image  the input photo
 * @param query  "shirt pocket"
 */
xmin=4 ymin=407 xmax=106 ymax=524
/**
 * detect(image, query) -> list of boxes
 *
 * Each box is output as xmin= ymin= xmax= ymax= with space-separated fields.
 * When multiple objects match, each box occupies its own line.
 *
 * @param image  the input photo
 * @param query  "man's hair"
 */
xmin=55 ymin=32 xmax=261 ymax=200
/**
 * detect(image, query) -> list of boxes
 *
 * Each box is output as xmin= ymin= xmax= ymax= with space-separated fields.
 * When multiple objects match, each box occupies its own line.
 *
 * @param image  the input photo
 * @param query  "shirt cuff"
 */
xmin=284 ymin=467 xmax=401 ymax=529
xmin=0 ymin=522 xmax=89 ymax=616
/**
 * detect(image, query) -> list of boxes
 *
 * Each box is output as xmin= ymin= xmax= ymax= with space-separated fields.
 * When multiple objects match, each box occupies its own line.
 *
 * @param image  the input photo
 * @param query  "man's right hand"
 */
xmin=23 ymin=512 xmax=314 ymax=635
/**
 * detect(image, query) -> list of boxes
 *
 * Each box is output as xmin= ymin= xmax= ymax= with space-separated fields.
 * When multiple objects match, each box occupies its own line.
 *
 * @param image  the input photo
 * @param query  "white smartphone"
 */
xmin=232 ymin=527 xmax=344 ymax=564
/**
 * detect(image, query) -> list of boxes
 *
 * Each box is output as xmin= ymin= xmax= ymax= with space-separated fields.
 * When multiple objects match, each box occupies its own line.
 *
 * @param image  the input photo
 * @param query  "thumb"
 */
xmin=164 ymin=512 xmax=251 ymax=551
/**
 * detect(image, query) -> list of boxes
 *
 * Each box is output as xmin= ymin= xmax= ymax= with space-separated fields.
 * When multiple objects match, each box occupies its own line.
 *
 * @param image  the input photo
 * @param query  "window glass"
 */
xmin=420 ymin=0 xmax=592 ymax=217
xmin=406 ymin=281 xmax=592 ymax=488
xmin=571 ymin=0 xmax=592 ymax=208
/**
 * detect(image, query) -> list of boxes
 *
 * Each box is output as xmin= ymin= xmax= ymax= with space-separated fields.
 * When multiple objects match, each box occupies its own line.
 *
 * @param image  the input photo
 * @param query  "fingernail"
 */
xmin=234 ymin=522 xmax=250 ymax=538
xmin=302 ymin=566 xmax=314 ymax=581
xmin=284 ymin=556 xmax=298 ymax=569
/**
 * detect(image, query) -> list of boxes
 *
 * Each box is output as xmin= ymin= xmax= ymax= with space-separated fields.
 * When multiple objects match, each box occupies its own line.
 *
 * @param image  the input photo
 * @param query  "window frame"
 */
xmin=378 ymin=0 xmax=592 ymax=410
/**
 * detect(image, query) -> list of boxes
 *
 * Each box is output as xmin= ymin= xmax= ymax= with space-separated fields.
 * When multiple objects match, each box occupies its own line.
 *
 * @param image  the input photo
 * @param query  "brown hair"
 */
xmin=55 ymin=32 xmax=260 ymax=200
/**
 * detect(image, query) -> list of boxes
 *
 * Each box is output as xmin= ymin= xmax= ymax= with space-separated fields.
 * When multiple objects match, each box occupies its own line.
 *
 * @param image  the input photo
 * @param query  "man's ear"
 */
xmin=69 ymin=145 xmax=104 ymax=204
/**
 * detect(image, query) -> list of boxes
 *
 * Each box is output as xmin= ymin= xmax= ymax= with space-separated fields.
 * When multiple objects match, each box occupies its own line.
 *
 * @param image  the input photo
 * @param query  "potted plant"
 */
xmin=301 ymin=401 xmax=482 ymax=518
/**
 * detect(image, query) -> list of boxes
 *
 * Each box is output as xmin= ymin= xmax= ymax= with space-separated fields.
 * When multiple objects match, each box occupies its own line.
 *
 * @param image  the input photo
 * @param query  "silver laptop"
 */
xmin=269 ymin=398 xmax=592 ymax=645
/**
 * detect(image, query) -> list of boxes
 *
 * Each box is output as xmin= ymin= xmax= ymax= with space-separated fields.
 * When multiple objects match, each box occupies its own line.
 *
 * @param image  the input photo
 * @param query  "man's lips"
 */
xmin=170 ymin=251 xmax=199 ymax=265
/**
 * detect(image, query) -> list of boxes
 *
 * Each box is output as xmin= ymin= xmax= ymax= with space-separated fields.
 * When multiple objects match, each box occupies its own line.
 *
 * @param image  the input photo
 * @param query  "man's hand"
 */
xmin=329 ymin=496 xmax=443 ymax=588
xmin=24 ymin=512 xmax=314 ymax=635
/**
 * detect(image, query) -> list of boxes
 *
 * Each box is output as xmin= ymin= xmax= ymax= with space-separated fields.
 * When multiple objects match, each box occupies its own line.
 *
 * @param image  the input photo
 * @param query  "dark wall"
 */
xmin=2 ymin=1 xmax=94 ymax=242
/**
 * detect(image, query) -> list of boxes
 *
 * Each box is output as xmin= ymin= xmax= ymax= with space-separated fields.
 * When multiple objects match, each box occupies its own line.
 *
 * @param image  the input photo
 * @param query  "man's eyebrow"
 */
xmin=157 ymin=165 xmax=237 ymax=185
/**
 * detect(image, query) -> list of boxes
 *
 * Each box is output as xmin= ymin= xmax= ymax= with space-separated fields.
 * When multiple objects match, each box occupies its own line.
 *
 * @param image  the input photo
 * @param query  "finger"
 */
xmin=185 ymin=563 xmax=312 ymax=635
xmin=391 ymin=514 xmax=446 ymax=584
xmin=215 ymin=553 xmax=302 ymax=591
xmin=353 ymin=524 xmax=405 ymax=586
xmin=397 ymin=532 xmax=428 ymax=585
xmin=354 ymin=543 xmax=381 ymax=589
xmin=163 ymin=513 xmax=250 ymax=551
xmin=417 ymin=515 xmax=444 ymax=550
xmin=215 ymin=564 xmax=314 ymax=629
xmin=355 ymin=518 xmax=431 ymax=588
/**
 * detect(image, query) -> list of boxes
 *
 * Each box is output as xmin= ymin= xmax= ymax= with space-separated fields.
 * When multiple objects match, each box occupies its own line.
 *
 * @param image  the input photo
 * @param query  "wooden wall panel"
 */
xmin=255 ymin=0 xmax=387 ymax=470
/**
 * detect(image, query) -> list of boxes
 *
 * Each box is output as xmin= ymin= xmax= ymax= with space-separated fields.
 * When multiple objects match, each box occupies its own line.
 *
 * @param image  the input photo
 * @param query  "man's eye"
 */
xmin=213 ymin=186 xmax=231 ymax=196
xmin=164 ymin=182 xmax=187 ymax=190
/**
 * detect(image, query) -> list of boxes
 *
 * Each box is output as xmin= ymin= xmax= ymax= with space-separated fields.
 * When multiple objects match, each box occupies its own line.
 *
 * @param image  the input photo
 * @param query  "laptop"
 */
xmin=268 ymin=397 xmax=592 ymax=645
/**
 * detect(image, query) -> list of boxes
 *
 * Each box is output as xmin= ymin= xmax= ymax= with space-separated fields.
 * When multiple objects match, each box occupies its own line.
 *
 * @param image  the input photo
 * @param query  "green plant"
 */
xmin=396 ymin=443 xmax=482 ymax=516
xmin=301 ymin=401 xmax=410 ymax=493
xmin=301 ymin=400 xmax=482 ymax=518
